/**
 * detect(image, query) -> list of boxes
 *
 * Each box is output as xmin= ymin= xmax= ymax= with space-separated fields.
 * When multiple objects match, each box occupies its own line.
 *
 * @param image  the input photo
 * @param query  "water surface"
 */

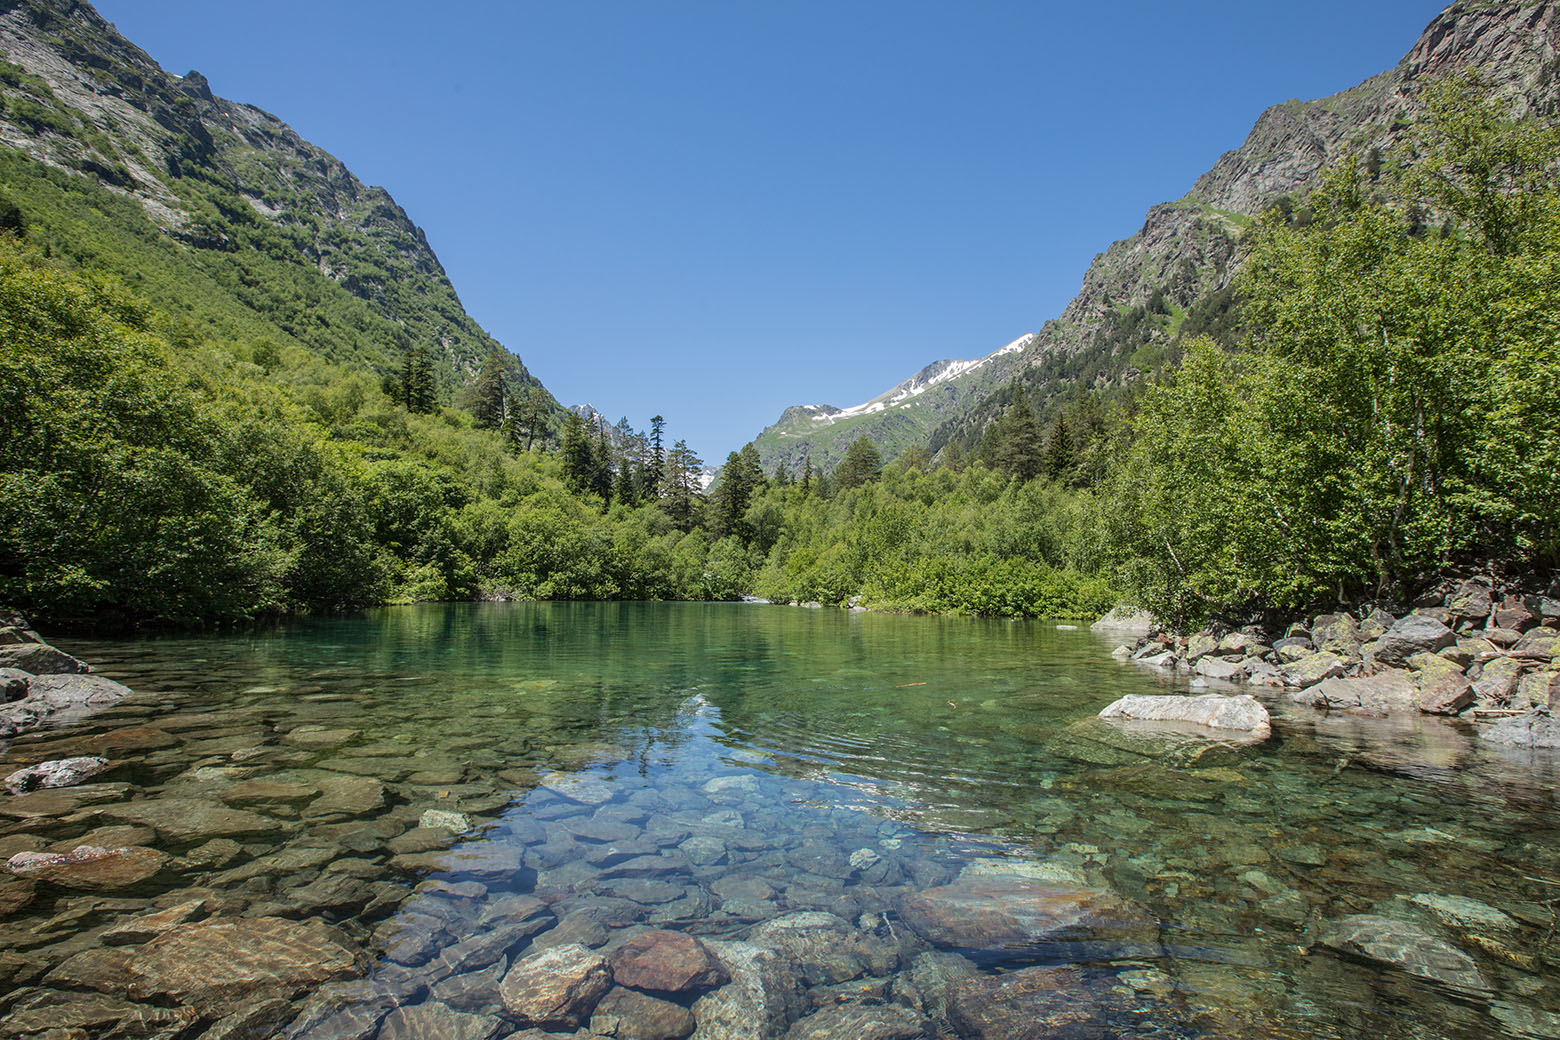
xmin=4 ymin=603 xmax=1558 ymax=1038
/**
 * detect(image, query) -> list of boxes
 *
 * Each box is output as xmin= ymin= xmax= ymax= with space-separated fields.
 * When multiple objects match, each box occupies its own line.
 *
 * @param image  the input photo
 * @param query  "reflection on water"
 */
xmin=0 ymin=602 xmax=1556 ymax=1039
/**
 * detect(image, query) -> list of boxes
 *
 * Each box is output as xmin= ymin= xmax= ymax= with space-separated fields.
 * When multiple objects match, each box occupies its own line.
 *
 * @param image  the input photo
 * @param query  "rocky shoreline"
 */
xmin=1094 ymin=578 xmax=1560 ymax=750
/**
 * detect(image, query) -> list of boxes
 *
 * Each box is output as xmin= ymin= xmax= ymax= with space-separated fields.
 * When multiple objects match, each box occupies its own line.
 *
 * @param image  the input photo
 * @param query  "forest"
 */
xmin=2 ymin=77 xmax=1555 ymax=629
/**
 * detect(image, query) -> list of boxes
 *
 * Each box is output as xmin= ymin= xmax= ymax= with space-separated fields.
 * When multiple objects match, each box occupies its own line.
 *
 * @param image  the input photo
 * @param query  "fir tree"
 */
xmin=832 ymin=437 xmax=883 ymax=494
xmin=471 ymin=351 xmax=508 ymax=429
xmin=1045 ymin=413 xmax=1074 ymax=480
xmin=648 ymin=415 xmax=666 ymax=494
xmin=560 ymin=411 xmax=595 ymax=492
xmin=980 ymin=387 xmax=1043 ymax=481
xmin=661 ymin=439 xmax=704 ymax=531
xmin=712 ymin=443 xmax=766 ymax=543
xmin=400 ymin=345 xmax=437 ymax=414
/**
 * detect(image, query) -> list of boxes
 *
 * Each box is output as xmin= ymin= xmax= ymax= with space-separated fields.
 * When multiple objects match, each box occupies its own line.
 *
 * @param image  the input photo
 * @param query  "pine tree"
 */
xmin=982 ymin=389 xmax=1043 ymax=482
xmin=400 ymin=345 xmax=437 ymax=414
xmin=1045 ymin=413 xmax=1074 ymax=481
xmin=590 ymin=419 xmax=613 ymax=500
xmin=471 ymin=352 xmax=508 ymax=429
xmin=661 ymin=439 xmax=704 ymax=531
xmin=832 ymin=437 xmax=882 ymax=494
xmin=713 ymin=443 xmax=766 ymax=543
xmin=800 ymin=454 xmax=815 ymax=498
xmin=772 ymin=461 xmax=791 ymax=488
xmin=560 ymin=411 xmax=595 ymax=492
xmin=649 ymin=415 xmax=666 ymax=495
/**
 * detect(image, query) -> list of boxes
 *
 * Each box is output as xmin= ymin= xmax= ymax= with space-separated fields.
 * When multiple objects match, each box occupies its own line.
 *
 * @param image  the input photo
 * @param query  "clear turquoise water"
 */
xmin=6 ymin=602 xmax=1559 ymax=1038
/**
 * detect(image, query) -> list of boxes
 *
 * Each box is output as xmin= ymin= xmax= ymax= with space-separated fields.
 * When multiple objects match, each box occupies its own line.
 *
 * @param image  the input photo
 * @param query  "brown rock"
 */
xmin=947 ymin=966 xmax=1103 ymax=1039
xmin=784 ymin=1003 xmax=933 ymax=1040
xmin=102 ymin=898 xmax=207 ymax=944
xmin=101 ymin=798 xmax=277 ymax=841
xmin=1495 ymin=596 xmax=1536 ymax=632
xmin=6 ymin=845 xmax=168 ymax=889
xmin=589 ymin=986 xmax=696 ymax=1040
xmin=378 ymin=1001 xmax=501 ymax=1040
xmin=310 ymin=775 xmax=386 ymax=816
xmin=609 ymin=929 xmax=728 ymax=994
xmin=223 ymin=779 xmax=319 ymax=807
xmin=898 ymin=877 xmax=1153 ymax=953
xmin=1410 ymin=655 xmax=1475 ymax=715
xmin=126 ymin=915 xmax=363 ymax=1013
xmin=92 ymin=726 xmax=178 ymax=752
xmin=499 ymin=942 xmax=611 ymax=1029
xmin=43 ymin=945 xmax=136 ymax=992
xmin=0 ymin=876 xmax=35 ymax=916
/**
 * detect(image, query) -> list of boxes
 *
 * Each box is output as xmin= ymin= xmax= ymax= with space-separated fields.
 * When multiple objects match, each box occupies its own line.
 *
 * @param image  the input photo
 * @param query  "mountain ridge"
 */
xmin=753 ymin=0 xmax=1560 ymax=472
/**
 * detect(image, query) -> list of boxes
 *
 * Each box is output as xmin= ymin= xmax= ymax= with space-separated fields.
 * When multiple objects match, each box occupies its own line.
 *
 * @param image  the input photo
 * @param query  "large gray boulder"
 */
xmin=1098 ymin=694 xmax=1270 ymax=738
xmin=1479 ymin=708 xmax=1560 ymax=749
xmin=1090 ymin=606 xmax=1154 ymax=638
xmin=1374 ymin=615 xmax=1456 ymax=667
xmin=1290 ymin=671 xmax=1418 ymax=714
xmin=0 ymin=642 xmax=88 ymax=675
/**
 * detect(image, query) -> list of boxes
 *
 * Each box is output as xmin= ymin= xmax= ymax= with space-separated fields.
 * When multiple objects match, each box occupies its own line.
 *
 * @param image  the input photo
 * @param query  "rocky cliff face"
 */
xmin=0 ymin=0 xmax=554 ymax=402
xmin=754 ymin=1 xmax=1560 ymax=470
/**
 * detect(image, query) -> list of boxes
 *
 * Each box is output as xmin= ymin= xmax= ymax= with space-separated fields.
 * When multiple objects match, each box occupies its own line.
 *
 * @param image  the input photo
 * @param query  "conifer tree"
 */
xmin=560 ymin=412 xmax=595 ymax=492
xmin=1045 ymin=413 xmax=1074 ymax=481
xmin=713 ymin=443 xmax=766 ymax=543
xmin=980 ymin=387 xmax=1043 ymax=481
xmin=471 ymin=351 xmax=508 ymax=429
xmin=400 ymin=345 xmax=437 ymax=414
xmin=661 ymin=439 xmax=704 ymax=531
xmin=649 ymin=415 xmax=666 ymax=494
xmin=832 ymin=437 xmax=882 ymax=494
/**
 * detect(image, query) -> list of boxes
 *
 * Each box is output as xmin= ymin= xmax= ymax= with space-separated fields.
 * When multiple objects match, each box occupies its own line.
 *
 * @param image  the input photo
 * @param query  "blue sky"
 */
xmin=94 ymin=1 xmax=1447 ymax=460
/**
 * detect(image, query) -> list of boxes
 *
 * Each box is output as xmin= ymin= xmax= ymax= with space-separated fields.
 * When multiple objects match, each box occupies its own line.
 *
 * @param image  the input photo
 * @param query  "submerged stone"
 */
xmin=898 ymin=876 xmax=1155 ymax=956
xmin=1323 ymin=914 xmax=1489 ymax=994
xmin=591 ymin=986 xmax=697 ymax=1040
xmin=6 ymin=844 xmax=168 ymax=890
xmin=378 ymin=1000 xmax=502 ymax=1040
xmin=499 ymin=942 xmax=612 ymax=1029
xmin=126 ymin=915 xmax=364 ymax=1012
xmin=611 ymin=929 xmax=728 ymax=994
xmin=4 ymin=755 xmax=110 ymax=794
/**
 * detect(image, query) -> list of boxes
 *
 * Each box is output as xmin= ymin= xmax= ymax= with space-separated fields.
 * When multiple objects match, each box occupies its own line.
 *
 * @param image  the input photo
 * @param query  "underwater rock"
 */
xmin=612 ymin=929 xmax=728 ymax=994
xmin=499 ymin=943 xmax=612 ymax=1029
xmin=1323 ymin=914 xmax=1490 ymax=994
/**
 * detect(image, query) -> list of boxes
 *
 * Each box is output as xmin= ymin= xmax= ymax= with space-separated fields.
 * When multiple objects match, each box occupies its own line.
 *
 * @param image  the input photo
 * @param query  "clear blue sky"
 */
xmin=94 ymin=0 xmax=1447 ymax=461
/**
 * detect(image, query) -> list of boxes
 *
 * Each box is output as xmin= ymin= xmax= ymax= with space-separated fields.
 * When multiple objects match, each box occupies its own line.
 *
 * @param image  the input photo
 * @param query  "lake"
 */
xmin=3 ymin=602 xmax=1558 ymax=1039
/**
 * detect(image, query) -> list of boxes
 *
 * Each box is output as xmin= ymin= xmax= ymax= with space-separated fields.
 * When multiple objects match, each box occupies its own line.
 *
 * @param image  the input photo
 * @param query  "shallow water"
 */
xmin=4 ymin=602 xmax=1560 ymax=1038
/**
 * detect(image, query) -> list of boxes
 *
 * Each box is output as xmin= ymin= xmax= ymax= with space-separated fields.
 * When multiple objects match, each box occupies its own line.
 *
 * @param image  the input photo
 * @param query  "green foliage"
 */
xmin=978 ymin=388 xmax=1043 ymax=482
xmin=1102 ymin=86 xmax=1560 ymax=624
xmin=832 ymin=437 xmax=883 ymax=495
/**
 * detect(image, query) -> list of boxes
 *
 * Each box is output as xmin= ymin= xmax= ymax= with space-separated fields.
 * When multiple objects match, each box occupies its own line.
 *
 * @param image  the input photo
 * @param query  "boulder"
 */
xmin=748 ymin=911 xmax=890 ymax=985
xmin=611 ymin=929 xmax=727 ymax=994
xmin=1374 ymin=615 xmax=1456 ymax=667
xmin=1485 ymin=627 xmax=1523 ymax=647
xmin=1097 ymin=694 xmax=1270 ymax=738
xmin=689 ymin=940 xmax=806 ymax=1040
xmin=1185 ymin=632 xmax=1218 ymax=662
xmin=1193 ymin=656 xmax=1247 ymax=682
xmin=1517 ymin=670 xmax=1560 ymax=709
xmin=591 ymin=986 xmax=697 ymax=1040
xmin=1290 ymin=671 xmax=1418 ymax=714
xmin=1358 ymin=608 xmax=1396 ymax=640
xmin=6 ymin=844 xmax=168 ymax=889
xmin=946 ymin=966 xmax=1107 ymax=1039
xmin=1279 ymin=652 xmax=1346 ymax=688
xmin=499 ymin=943 xmax=612 ymax=1029
xmin=1323 ymin=914 xmax=1489 ymax=994
xmin=1514 ymin=628 xmax=1559 ymax=659
xmin=4 ymin=755 xmax=109 ymax=794
xmin=378 ymin=1001 xmax=501 ymax=1040
xmin=1495 ymin=596 xmax=1536 ymax=632
xmin=1447 ymin=583 xmax=1493 ymax=625
xmin=1473 ymin=656 xmax=1529 ymax=705
xmin=1409 ymin=655 xmax=1475 ymax=715
xmin=126 ymin=916 xmax=363 ymax=1013
xmin=1480 ymin=708 xmax=1560 ymax=749
xmin=782 ymin=1004 xmax=929 ymax=1040
xmin=1311 ymin=614 xmax=1362 ymax=657
xmin=898 ymin=876 xmax=1155 ymax=956
xmin=1089 ymin=606 xmax=1153 ymax=638
xmin=0 ymin=642 xmax=87 ymax=674
xmin=23 ymin=673 xmax=131 ymax=718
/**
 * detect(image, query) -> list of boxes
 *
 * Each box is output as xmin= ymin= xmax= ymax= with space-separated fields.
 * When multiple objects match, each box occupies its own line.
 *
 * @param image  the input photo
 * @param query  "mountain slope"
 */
xmin=0 ymin=0 xmax=558 ymax=415
xmin=754 ymin=1 xmax=1560 ymax=470
xmin=749 ymin=333 xmax=1035 ymax=472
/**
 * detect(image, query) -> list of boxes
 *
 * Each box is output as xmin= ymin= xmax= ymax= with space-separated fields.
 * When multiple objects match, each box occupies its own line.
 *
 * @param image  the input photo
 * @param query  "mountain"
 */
xmin=0 ymin=0 xmax=559 ymax=416
xmin=752 ymin=0 xmax=1560 ymax=471
xmin=749 ymin=333 xmax=1036 ymax=473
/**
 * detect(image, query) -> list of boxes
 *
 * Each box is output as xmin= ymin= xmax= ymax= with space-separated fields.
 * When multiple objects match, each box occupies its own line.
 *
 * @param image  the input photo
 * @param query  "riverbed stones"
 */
xmin=101 ymin=797 xmax=276 ymax=841
xmin=1097 ymin=693 xmax=1270 ymax=737
xmin=946 ymin=966 xmax=1103 ymax=1040
xmin=782 ymin=1003 xmax=930 ymax=1040
xmin=311 ymin=775 xmax=386 ymax=816
xmin=222 ymin=778 xmax=319 ymax=807
xmin=1323 ymin=914 xmax=1489 ymax=994
xmin=591 ymin=986 xmax=697 ymax=1040
xmin=499 ymin=942 xmax=612 ymax=1028
xmin=6 ymin=845 xmax=168 ymax=890
xmin=379 ymin=1000 xmax=502 ymax=1040
xmin=4 ymin=755 xmax=109 ymax=794
xmin=690 ymin=940 xmax=807 ymax=1040
xmin=611 ymin=929 xmax=728 ymax=994
xmin=126 ymin=915 xmax=364 ymax=1012
xmin=898 ymin=876 xmax=1153 ymax=956
xmin=101 ymin=897 xmax=207 ymax=944
xmin=542 ymin=773 xmax=616 ymax=805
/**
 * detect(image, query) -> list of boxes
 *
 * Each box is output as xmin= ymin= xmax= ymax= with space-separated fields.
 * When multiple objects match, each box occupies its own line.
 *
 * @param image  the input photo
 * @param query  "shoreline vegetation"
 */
xmin=2 ymin=80 xmax=1557 ymax=641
